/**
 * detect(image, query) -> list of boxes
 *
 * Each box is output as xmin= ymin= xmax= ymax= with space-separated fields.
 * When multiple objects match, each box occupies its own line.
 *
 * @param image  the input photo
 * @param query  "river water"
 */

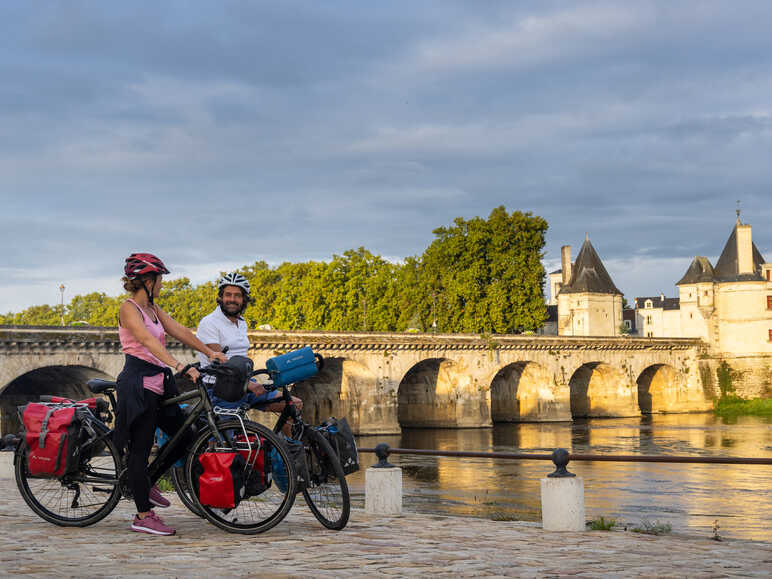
xmin=347 ymin=414 xmax=772 ymax=541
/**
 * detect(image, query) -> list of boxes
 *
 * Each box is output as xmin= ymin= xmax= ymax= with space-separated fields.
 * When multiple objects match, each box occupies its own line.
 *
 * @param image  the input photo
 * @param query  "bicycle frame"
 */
xmin=79 ymin=372 xmax=229 ymax=486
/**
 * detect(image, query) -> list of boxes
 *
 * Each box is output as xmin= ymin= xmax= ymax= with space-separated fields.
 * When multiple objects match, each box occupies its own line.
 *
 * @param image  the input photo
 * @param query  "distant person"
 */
xmin=196 ymin=272 xmax=302 ymax=423
xmin=116 ymin=252 xmax=227 ymax=536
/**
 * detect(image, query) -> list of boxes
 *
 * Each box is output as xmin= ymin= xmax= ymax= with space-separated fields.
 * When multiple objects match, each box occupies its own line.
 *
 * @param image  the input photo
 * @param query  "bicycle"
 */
xmin=13 ymin=364 xmax=299 ymax=535
xmin=169 ymin=354 xmax=352 ymax=530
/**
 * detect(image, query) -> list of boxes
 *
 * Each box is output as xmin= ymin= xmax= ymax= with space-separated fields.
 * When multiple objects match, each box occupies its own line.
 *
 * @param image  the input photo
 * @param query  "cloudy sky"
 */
xmin=2 ymin=1 xmax=771 ymax=313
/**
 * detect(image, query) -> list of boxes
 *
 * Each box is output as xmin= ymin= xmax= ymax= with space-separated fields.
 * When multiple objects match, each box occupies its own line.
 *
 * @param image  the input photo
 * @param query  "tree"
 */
xmin=419 ymin=206 xmax=548 ymax=333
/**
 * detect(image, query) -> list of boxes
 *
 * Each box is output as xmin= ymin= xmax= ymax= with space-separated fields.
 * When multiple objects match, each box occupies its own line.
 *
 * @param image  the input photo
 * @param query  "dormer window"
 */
xmin=645 ymin=300 xmax=653 ymax=309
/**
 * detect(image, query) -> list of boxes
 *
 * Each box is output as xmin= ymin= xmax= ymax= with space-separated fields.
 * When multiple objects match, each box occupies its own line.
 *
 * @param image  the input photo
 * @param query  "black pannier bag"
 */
xmin=210 ymin=355 xmax=254 ymax=402
xmin=193 ymin=450 xmax=247 ymax=509
xmin=320 ymin=417 xmax=359 ymax=475
xmin=233 ymin=433 xmax=272 ymax=497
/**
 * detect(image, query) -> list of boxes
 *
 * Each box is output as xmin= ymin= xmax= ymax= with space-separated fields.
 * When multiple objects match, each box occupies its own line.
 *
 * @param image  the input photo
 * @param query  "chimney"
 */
xmin=736 ymin=223 xmax=753 ymax=274
xmin=660 ymin=292 xmax=665 ymax=301
xmin=561 ymin=245 xmax=572 ymax=285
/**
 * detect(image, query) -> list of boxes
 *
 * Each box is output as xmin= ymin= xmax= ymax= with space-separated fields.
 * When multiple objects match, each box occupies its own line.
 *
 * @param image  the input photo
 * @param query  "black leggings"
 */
xmin=127 ymin=390 xmax=193 ymax=513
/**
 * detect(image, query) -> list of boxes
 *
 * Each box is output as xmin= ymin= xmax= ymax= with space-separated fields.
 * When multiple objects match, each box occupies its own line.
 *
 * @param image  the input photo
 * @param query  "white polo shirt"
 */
xmin=196 ymin=306 xmax=249 ymax=367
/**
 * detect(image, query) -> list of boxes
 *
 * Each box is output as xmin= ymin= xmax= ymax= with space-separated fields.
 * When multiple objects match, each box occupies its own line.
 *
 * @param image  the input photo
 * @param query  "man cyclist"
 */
xmin=196 ymin=272 xmax=302 ymax=415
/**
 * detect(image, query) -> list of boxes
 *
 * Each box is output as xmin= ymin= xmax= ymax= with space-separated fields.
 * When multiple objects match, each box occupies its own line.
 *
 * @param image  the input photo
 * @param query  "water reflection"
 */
xmin=350 ymin=414 xmax=772 ymax=541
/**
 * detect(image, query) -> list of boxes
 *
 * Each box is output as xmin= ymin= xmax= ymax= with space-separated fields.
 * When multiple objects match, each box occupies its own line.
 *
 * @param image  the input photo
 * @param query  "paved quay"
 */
xmin=0 ymin=480 xmax=770 ymax=578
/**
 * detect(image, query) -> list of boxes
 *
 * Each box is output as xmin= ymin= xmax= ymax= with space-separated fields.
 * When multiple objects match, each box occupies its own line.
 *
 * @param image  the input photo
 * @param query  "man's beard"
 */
xmin=221 ymin=302 xmax=242 ymax=316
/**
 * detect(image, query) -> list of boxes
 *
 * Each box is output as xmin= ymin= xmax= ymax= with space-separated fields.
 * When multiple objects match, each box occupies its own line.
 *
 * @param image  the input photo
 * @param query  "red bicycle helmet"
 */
xmin=124 ymin=253 xmax=170 ymax=279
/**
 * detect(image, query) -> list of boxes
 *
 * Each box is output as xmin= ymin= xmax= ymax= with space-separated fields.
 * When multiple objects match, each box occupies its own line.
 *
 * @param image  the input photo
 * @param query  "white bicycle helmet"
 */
xmin=218 ymin=272 xmax=250 ymax=293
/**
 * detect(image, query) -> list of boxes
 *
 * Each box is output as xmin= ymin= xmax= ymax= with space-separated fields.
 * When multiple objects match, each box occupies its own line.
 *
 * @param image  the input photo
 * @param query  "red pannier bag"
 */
xmin=22 ymin=403 xmax=85 ymax=477
xmin=194 ymin=451 xmax=246 ymax=509
xmin=234 ymin=434 xmax=272 ymax=497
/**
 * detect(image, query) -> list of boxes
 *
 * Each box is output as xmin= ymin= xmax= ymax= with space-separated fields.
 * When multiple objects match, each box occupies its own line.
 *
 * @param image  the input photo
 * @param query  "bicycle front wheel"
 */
xmin=170 ymin=465 xmax=203 ymax=517
xmin=14 ymin=434 xmax=122 ymax=527
xmin=185 ymin=420 xmax=297 ymax=534
xmin=301 ymin=428 xmax=350 ymax=530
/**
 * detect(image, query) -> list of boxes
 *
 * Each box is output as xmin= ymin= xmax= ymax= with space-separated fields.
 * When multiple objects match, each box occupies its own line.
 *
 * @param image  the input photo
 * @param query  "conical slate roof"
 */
xmin=676 ymin=256 xmax=715 ymax=285
xmin=713 ymin=225 xmax=765 ymax=282
xmin=560 ymin=237 xmax=622 ymax=295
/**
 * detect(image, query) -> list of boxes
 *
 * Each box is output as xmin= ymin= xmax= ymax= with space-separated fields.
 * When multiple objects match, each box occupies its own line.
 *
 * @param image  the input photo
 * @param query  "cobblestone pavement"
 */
xmin=1 ymin=480 xmax=770 ymax=578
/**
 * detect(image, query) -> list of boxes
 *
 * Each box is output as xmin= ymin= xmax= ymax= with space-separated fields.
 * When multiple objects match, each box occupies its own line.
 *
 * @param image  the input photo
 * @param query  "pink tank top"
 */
xmin=119 ymin=299 xmax=166 ymax=395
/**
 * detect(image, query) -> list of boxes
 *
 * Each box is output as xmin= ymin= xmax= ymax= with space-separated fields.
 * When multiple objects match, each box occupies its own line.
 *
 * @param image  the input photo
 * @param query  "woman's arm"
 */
xmin=119 ymin=301 xmax=188 ymax=372
xmin=155 ymin=306 xmax=228 ymax=363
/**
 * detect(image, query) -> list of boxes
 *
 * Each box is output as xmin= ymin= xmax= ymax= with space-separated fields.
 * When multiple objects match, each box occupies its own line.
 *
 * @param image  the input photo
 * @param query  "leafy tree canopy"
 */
xmin=0 ymin=207 xmax=548 ymax=333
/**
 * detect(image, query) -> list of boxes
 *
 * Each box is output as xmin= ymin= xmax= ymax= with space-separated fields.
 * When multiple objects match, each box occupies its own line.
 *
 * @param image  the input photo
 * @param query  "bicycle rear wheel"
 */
xmin=301 ymin=428 xmax=350 ymax=530
xmin=185 ymin=419 xmax=297 ymax=534
xmin=14 ymin=434 xmax=122 ymax=527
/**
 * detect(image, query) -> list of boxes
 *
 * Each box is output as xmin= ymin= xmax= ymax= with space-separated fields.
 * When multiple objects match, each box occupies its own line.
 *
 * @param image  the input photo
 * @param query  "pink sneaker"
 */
xmin=149 ymin=484 xmax=171 ymax=508
xmin=131 ymin=511 xmax=175 ymax=536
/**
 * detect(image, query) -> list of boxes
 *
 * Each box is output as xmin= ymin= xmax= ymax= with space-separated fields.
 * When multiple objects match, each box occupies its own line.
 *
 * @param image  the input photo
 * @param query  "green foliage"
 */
xmin=716 ymin=361 xmax=737 ymax=398
xmin=618 ymin=322 xmax=631 ymax=335
xmin=1 ymin=207 xmax=549 ymax=334
xmin=713 ymin=396 xmax=772 ymax=417
xmin=630 ymin=520 xmax=672 ymax=535
xmin=587 ymin=516 xmax=617 ymax=531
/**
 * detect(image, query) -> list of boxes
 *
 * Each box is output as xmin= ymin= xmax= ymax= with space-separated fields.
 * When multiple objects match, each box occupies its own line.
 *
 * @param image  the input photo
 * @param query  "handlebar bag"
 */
xmin=266 ymin=347 xmax=318 ymax=387
xmin=193 ymin=450 xmax=246 ymax=509
xmin=210 ymin=355 xmax=253 ymax=402
xmin=233 ymin=433 xmax=272 ymax=497
xmin=21 ymin=403 xmax=87 ymax=477
xmin=319 ymin=417 xmax=360 ymax=475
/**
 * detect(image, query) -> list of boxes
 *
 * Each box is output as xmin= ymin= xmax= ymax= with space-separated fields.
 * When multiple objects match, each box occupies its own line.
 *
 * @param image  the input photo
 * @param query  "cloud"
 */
xmin=2 ymin=2 xmax=772 ymax=314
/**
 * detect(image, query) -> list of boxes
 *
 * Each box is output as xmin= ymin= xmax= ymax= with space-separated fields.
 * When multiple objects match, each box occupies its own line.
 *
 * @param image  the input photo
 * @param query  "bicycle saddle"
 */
xmin=87 ymin=378 xmax=117 ymax=393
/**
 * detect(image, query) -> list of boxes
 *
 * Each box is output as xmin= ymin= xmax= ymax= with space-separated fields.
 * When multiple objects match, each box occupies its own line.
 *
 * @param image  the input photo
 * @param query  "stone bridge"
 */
xmin=0 ymin=326 xmax=712 ymax=435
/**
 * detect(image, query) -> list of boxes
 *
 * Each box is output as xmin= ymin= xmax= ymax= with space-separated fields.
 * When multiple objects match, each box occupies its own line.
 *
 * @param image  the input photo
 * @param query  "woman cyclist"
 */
xmin=116 ymin=252 xmax=227 ymax=536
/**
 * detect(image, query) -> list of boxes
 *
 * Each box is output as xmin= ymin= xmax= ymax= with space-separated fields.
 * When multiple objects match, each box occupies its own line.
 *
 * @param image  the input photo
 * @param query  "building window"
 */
xmin=704 ymin=290 xmax=709 ymax=296
xmin=690 ymin=312 xmax=693 ymax=319
xmin=769 ymin=329 xmax=772 ymax=342
xmin=646 ymin=331 xmax=653 ymax=337
xmin=624 ymin=320 xmax=631 ymax=329
xmin=767 ymin=296 xmax=772 ymax=310
xmin=767 ymin=270 xmax=771 ymax=281
xmin=645 ymin=300 xmax=652 ymax=309
xmin=646 ymin=316 xmax=652 ymax=324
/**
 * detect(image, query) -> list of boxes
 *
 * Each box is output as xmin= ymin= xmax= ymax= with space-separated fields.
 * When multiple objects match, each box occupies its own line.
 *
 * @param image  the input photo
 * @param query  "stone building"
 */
xmin=555 ymin=235 xmax=624 ymax=336
xmin=675 ymin=218 xmax=772 ymax=357
xmin=634 ymin=294 xmax=681 ymax=338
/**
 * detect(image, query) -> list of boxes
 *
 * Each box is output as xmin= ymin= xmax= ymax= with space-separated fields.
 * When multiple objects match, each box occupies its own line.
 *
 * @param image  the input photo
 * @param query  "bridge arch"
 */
xmin=291 ymin=357 xmax=393 ymax=434
xmin=490 ymin=361 xmax=568 ymax=422
xmin=397 ymin=358 xmax=489 ymax=428
xmin=569 ymin=362 xmax=639 ymax=418
xmin=0 ymin=365 xmax=112 ymax=436
xmin=636 ymin=364 xmax=682 ymax=414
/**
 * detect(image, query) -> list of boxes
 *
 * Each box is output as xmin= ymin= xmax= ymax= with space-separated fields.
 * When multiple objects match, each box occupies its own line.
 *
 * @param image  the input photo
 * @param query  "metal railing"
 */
xmin=359 ymin=446 xmax=772 ymax=467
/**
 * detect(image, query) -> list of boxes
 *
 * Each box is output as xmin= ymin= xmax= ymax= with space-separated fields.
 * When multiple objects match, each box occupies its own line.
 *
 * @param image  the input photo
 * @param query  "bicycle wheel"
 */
xmin=301 ymin=427 xmax=350 ymax=530
xmin=170 ymin=465 xmax=203 ymax=517
xmin=14 ymin=434 xmax=122 ymax=527
xmin=185 ymin=419 xmax=297 ymax=534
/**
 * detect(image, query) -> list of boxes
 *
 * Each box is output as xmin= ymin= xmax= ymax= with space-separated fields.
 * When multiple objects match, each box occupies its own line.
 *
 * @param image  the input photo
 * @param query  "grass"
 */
xmin=630 ymin=520 xmax=672 ymax=536
xmin=587 ymin=516 xmax=616 ymax=531
xmin=155 ymin=475 xmax=174 ymax=493
xmin=713 ymin=396 xmax=772 ymax=418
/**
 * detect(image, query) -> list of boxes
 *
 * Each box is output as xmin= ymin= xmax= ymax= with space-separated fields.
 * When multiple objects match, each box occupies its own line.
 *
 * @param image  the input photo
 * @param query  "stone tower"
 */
xmin=557 ymin=235 xmax=624 ymax=336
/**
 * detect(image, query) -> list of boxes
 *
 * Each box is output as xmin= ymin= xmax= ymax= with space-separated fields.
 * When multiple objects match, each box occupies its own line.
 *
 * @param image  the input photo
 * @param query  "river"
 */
xmin=347 ymin=414 xmax=772 ymax=541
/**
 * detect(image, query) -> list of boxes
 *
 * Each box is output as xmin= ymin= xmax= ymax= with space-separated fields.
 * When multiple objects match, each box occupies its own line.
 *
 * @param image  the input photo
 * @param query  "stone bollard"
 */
xmin=365 ymin=443 xmax=402 ymax=516
xmin=540 ymin=448 xmax=585 ymax=532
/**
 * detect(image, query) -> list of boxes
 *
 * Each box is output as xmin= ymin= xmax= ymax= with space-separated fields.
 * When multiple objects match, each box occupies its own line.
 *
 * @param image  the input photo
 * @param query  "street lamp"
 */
xmin=59 ymin=284 xmax=65 ymax=326
xmin=431 ymin=291 xmax=437 ymax=334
